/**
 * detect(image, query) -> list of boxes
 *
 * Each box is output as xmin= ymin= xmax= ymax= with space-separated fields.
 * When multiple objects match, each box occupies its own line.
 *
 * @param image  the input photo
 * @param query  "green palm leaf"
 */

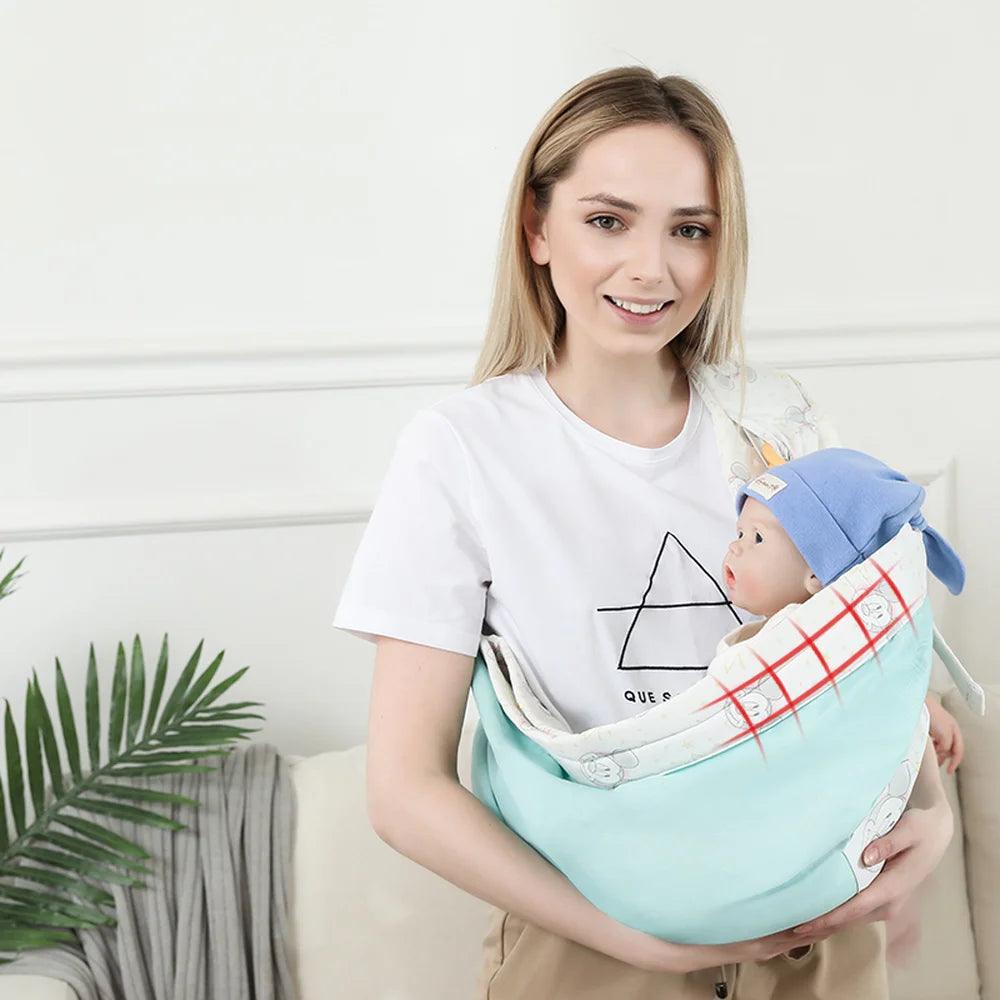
xmin=0 ymin=550 xmax=27 ymax=603
xmin=4 ymin=703 xmax=26 ymax=838
xmin=0 ymin=551 xmax=265 ymax=964
xmin=0 ymin=864 xmax=114 ymax=905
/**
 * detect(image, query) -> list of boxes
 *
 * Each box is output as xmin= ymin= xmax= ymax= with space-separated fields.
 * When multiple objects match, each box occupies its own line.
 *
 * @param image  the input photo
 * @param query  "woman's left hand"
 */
xmin=927 ymin=697 xmax=965 ymax=774
xmin=786 ymin=797 xmax=954 ymax=945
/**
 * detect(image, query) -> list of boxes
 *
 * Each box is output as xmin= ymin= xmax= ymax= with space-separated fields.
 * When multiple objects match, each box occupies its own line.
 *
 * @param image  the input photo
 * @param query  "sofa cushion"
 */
xmin=945 ymin=683 xmax=1000 ymax=1000
xmin=885 ymin=751 xmax=980 ymax=999
xmin=0 ymin=979 xmax=75 ymax=1000
xmin=287 ymin=727 xmax=493 ymax=1000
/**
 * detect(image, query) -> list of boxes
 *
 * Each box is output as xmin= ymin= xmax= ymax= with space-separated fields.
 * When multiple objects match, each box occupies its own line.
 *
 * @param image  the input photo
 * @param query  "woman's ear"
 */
xmin=521 ymin=190 xmax=550 ymax=265
xmin=804 ymin=572 xmax=823 ymax=596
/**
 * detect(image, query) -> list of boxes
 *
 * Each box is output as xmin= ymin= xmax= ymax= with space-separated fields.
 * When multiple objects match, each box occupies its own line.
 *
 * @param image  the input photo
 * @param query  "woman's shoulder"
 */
xmin=417 ymin=367 xmax=539 ymax=434
xmin=392 ymin=368 xmax=538 ymax=464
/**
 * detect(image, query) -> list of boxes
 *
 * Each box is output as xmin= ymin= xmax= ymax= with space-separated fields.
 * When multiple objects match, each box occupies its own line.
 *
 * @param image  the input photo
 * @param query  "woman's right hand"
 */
xmin=616 ymin=922 xmax=829 ymax=974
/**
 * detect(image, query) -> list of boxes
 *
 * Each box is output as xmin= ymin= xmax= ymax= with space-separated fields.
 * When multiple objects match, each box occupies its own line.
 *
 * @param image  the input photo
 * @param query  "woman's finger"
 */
xmin=950 ymin=724 xmax=965 ymax=771
xmin=793 ymin=830 xmax=918 ymax=935
xmin=796 ymin=801 xmax=949 ymax=936
xmin=862 ymin=820 xmax=916 ymax=868
xmin=792 ymin=877 xmax=894 ymax=935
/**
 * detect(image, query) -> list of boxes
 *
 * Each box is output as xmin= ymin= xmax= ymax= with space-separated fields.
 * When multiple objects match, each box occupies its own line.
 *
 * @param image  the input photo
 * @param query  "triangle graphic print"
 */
xmin=597 ymin=530 xmax=745 ymax=672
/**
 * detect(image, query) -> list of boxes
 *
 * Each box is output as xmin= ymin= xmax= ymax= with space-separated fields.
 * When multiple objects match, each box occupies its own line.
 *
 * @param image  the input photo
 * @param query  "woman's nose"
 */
xmin=628 ymin=236 xmax=669 ymax=284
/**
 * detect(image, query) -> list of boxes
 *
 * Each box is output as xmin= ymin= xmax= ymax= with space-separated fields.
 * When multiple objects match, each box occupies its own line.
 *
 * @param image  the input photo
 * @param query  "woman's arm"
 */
xmin=366 ymin=635 xmax=648 ymax=962
xmin=365 ymin=636 xmax=808 ymax=974
xmin=904 ymin=733 xmax=948 ymax=811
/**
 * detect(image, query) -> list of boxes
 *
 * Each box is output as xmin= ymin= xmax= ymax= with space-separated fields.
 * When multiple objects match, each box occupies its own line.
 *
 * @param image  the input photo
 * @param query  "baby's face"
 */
xmin=722 ymin=497 xmax=820 ymax=616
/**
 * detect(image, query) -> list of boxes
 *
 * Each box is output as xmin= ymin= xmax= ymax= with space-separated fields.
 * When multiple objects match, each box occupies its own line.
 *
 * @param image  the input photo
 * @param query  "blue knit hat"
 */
xmin=734 ymin=448 xmax=965 ymax=596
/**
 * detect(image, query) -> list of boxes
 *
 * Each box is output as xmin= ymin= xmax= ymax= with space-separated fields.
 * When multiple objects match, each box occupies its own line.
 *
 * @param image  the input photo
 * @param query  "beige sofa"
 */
xmin=2 ymin=686 xmax=997 ymax=1000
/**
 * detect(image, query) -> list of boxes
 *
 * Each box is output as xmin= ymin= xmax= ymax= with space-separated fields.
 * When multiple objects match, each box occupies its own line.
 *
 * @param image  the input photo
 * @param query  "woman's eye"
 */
xmin=587 ymin=217 xmax=712 ymax=240
xmin=587 ymin=214 xmax=623 ymax=232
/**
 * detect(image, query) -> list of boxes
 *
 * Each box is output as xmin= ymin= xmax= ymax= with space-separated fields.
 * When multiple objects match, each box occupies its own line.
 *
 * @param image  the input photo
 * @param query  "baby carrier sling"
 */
xmin=468 ymin=361 xmax=985 ymax=945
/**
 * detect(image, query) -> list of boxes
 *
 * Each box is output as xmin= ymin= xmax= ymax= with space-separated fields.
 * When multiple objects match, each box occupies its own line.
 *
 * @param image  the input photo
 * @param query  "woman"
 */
xmin=333 ymin=67 xmax=953 ymax=999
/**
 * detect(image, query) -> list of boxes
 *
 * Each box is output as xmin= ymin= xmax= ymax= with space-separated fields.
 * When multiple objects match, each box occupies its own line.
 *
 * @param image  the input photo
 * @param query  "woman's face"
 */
xmin=523 ymin=122 xmax=719 ymax=360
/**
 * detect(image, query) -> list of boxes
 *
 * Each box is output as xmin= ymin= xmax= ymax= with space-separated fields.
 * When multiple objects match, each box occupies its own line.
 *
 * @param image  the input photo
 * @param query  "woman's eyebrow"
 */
xmin=577 ymin=193 xmax=720 ymax=219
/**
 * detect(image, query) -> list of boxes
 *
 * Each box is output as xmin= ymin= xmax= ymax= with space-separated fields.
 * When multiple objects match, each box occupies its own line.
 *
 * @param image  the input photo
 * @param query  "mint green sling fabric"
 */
xmin=470 ymin=599 xmax=932 ymax=945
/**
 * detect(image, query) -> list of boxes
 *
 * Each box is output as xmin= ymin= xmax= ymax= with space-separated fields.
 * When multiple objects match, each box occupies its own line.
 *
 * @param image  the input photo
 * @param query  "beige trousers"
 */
xmin=474 ymin=907 xmax=890 ymax=1000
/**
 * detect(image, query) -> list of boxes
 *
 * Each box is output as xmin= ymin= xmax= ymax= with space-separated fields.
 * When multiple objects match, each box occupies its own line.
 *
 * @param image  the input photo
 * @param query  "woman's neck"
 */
xmin=544 ymin=340 xmax=690 ymax=449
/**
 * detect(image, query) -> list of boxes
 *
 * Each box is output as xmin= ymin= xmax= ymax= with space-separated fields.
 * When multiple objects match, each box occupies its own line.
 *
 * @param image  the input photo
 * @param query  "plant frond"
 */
xmin=154 ymin=724 xmax=258 ymax=746
xmin=31 ymin=673 xmax=64 ymax=802
xmin=50 ymin=816 xmax=150 ymax=860
xmin=0 ymin=551 xmax=27 ymax=604
xmin=0 ymin=631 xmax=261 ymax=955
xmin=3 ymin=702 xmax=25 ymax=837
xmin=37 ymin=833 xmax=153 ymax=876
xmin=0 ymin=865 xmax=113 ymax=906
xmin=155 ymin=639 xmax=204 ymax=731
xmin=85 ymin=783 xmax=199 ymax=808
xmin=0 ymin=927 xmax=77 ymax=953
xmin=107 ymin=764 xmax=216 ymax=778
xmin=54 ymin=658 xmax=83 ymax=785
xmin=107 ymin=642 xmax=127 ymax=760
xmin=141 ymin=635 xmax=170 ymax=741
xmin=24 ymin=680 xmax=45 ymax=820
xmin=85 ymin=645 xmax=100 ymax=771
xmin=0 ymin=721 xmax=8 ymax=854
xmin=124 ymin=636 xmax=145 ymax=748
xmin=193 ymin=700 xmax=264 ymax=715
xmin=0 ymin=901 xmax=106 ymax=929
xmin=65 ymin=797 xmax=185 ymax=832
xmin=176 ymin=650 xmax=226 ymax=720
xmin=190 ymin=712 xmax=264 ymax=723
xmin=0 ymin=884 xmax=112 ymax=925
xmin=13 ymin=847 xmax=146 ymax=887
xmin=125 ymin=749 xmax=231 ymax=765
xmin=190 ymin=666 xmax=251 ymax=712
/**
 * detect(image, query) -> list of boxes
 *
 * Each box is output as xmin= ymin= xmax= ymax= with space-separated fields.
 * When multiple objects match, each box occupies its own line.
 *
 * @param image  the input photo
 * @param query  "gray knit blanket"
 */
xmin=0 ymin=741 xmax=297 ymax=1000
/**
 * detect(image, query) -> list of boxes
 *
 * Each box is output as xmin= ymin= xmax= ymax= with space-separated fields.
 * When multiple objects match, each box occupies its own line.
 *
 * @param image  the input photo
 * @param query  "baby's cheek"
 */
xmin=738 ymin=569 xmax=764 ymax=604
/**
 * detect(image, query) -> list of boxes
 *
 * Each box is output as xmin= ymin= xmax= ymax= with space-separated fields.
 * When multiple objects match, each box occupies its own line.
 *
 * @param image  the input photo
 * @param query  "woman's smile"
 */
xmin=604 ymin=294 xmax=675 ymax=327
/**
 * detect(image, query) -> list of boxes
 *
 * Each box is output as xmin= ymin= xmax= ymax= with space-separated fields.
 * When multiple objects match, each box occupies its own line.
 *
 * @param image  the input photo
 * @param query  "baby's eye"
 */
xmin=754 ymin=531 xmax=763 ymax=544
xmin=736 ymin=530 xmax=743 ymax=539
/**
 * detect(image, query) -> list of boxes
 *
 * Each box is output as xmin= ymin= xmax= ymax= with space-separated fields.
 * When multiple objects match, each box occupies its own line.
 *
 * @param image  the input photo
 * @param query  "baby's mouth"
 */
xmin=724 ymin=565 xmax=736 ymax=588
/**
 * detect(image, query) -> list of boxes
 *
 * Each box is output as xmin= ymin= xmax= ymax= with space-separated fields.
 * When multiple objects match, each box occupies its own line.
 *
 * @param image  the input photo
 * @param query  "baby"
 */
xmin=720 ymin=447 xmax=964 ymax=773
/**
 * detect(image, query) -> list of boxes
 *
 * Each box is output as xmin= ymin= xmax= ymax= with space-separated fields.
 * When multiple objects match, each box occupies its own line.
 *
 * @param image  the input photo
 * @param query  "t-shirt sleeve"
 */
xmin=332 ymin=406 xmax=491 ymax=657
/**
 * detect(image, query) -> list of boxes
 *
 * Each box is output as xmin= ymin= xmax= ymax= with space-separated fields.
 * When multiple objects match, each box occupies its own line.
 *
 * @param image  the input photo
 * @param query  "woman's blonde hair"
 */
xmin=470 ymin=66 xmax=749 ymax=390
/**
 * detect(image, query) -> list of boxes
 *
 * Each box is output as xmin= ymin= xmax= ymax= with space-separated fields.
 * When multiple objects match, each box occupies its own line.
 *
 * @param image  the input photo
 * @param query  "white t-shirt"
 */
xmin=333 ymin=366 xmax=764 ymax=732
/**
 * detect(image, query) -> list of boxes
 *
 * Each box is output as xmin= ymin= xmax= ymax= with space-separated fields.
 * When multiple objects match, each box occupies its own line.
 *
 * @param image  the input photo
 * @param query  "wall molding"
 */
xmin=0 ymin=498 xmax=373 ymax=543
xmin=1 ymin=467 xmax=946 ymax=544
xmin=0 ymin=321 xmax=997 ymax=403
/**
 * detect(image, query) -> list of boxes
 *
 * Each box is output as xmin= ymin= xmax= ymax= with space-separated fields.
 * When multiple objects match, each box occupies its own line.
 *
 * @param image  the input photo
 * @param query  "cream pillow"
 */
xmin=288 ymin=733 xmax=493 ymax=1000
xmin=945 ymin=683 xmax=1000 ymax=1000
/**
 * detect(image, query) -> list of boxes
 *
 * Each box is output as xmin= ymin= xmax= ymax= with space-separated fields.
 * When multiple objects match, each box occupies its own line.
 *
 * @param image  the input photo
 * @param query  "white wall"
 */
xmin=0 ymin=1 xmax=996 ymax=756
